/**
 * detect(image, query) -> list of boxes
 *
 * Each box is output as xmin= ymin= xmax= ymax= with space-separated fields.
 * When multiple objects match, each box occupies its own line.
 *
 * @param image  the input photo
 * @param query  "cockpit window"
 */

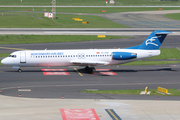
xmin=9 ymin=55 xmax=16 ymax=58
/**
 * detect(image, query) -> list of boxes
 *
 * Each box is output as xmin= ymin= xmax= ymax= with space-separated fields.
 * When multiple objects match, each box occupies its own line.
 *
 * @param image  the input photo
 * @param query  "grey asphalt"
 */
xmin=1 ymin=28 xmax=180 ymax=35
xmin=0 ymin=35 xmax=180 ymax=100
xmin=98 ymin=10 xmax=180 ymax=28
xmin=0 ymin=65 xmax=180 ymax=100
xmin=1 ymin=7 xmax=180 ymax=120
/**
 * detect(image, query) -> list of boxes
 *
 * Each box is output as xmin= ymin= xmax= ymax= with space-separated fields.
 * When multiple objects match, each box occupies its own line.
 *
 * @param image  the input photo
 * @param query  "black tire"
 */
xmin=18 ymin=69 xmax=22 ymax=73
xmin=85 ymin=66 xmax=89 ymax=71
xmin=89 ymin=68 xmax=93 ymax=74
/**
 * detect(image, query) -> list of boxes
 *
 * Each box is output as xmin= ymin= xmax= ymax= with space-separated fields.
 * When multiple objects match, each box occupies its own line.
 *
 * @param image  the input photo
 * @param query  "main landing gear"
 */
xmin=85 ymin=66 xmax=95 ymax=73
xmin=18 ymin=69 xmax=22 ymax=73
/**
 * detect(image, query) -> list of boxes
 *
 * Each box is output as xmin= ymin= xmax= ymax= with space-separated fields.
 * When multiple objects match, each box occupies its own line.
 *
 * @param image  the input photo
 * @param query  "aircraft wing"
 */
xmin=70 ymin=60 xmax=109 ymax=66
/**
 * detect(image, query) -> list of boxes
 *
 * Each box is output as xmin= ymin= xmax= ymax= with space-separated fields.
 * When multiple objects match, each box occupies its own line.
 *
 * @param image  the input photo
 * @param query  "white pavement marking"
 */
xmin=18 ymin=89 xmax=31 ymax=92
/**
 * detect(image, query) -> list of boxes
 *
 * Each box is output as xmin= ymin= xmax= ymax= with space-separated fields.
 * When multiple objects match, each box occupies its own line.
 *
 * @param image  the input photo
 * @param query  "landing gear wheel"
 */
xmin=84 ymin=66 xmax=95 ymax=73
xmin=85 ymin=66 xmax=89 ymax=71
xmin=89 ymin=68 xmax=93 ymax=74
xmin=89 ymin=67 xmax=95 ymax=74
xmin=18 ymin=69 xmax=22 ymax=73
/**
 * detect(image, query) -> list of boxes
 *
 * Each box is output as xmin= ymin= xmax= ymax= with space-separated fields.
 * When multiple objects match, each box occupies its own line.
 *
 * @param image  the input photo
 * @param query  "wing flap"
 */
xmin=70 ymin=60 xmax=109 ymax=66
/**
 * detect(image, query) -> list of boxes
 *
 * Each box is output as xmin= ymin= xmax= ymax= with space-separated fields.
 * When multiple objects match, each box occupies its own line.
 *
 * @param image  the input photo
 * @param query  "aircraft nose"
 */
xmin=1 ymin=58 xmax=8 ymax=65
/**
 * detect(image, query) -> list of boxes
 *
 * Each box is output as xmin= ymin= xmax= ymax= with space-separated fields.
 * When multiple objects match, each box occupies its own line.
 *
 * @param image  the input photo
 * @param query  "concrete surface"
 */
xmin=0 ymin=95 xmax=179 ymax=120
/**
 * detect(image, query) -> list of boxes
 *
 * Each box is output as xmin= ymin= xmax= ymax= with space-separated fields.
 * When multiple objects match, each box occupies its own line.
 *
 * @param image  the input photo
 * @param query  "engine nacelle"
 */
xmin=112 ymin=52 xmax=137 ymax=60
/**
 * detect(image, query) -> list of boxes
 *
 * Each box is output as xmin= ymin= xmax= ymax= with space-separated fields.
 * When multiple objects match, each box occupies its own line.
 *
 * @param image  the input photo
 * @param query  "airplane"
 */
xmin=1 ymin=30 xmax=171 ymax=73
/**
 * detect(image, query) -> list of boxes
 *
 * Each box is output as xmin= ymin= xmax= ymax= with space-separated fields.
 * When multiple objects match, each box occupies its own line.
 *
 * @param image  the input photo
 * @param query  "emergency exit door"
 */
xmin=20 ymin=52 xmax=26 ymax=63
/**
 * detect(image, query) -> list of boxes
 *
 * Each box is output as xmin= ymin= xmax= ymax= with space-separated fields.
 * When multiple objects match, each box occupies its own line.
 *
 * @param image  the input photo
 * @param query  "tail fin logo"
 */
xmin=145 ymin=36 xmax=161 ymax=46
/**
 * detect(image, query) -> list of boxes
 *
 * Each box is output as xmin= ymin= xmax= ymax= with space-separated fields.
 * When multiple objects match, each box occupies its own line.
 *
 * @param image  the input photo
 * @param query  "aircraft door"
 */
xmin=20 ymin=52 xmax=26 ymax=63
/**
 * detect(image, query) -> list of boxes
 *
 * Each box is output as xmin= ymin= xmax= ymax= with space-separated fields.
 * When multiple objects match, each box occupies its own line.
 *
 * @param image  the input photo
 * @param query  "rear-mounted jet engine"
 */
xmin=112 ymin=52 xmax=137 ymax=60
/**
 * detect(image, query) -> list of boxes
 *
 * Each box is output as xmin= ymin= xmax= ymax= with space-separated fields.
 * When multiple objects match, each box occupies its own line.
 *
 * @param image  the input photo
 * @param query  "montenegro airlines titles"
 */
xmin=1 ymin=30 xmax=171 ymax=73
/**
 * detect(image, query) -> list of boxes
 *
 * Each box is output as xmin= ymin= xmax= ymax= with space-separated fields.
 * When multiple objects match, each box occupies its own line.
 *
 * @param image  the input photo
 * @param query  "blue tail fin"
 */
xmin=125 ymin=30 xmax=172 ymax=50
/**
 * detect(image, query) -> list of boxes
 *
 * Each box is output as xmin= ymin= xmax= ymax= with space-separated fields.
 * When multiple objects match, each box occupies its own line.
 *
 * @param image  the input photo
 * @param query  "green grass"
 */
xmin=0 ymin=53 xmax=10 ymax=57
xmin=147 ymin=48 xmax=180 ymax=59
xmin=123 ymin=60 xmax=180 ymax=65
xmin=82 ymin=89 xmax=180 ymax=96
xmin=1 ymin=0 xmax=180 ymax=6
xmin=164 ymin=13 xmax=180 ymax=21
xmin=0 ymin=35 xmax=130 ymax=44
xmin=123 ymin=48 xmax=180 ymax=65
xmin=1 ymin=7 xmax=180 ymax=14
xmin=0 ymin=12 xmax=128 ymax=28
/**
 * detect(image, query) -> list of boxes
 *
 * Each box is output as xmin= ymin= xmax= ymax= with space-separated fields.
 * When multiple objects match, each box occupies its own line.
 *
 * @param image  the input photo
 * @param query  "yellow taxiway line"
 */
xmin=74 ymin=68 xmax=83 ymax=76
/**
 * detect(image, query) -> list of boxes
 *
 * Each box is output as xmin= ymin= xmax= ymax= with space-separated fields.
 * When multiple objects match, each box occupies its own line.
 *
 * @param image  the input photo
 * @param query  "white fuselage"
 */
xmin=1 ymin=49 xmax=160 ymax=67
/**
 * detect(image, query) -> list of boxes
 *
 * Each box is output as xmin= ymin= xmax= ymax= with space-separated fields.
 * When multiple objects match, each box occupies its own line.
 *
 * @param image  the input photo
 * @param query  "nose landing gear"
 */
xmin=18 ymin=69 xmax=22 ymax=73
